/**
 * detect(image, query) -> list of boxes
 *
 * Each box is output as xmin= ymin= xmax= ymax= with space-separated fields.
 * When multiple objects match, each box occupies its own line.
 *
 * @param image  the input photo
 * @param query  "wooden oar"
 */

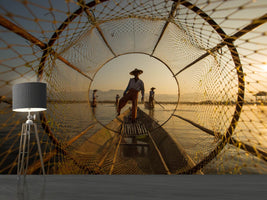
xmin=154 ymin=99 xmax=165 ymax=109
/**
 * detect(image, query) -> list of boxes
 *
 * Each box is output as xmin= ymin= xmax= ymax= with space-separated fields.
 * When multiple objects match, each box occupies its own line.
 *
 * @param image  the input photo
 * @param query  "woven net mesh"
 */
xmin=0 ymin=0 xmax=267 ymax=174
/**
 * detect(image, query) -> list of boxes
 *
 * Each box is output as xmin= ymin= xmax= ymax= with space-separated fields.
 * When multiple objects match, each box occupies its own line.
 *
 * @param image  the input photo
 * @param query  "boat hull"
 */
xmin=58 ymin=108 xmax=197 ymax=174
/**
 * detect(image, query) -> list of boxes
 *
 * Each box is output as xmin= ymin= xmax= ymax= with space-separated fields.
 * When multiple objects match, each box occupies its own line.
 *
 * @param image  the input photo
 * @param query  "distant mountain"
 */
xmin=49 ymin=90 xmax=179 ymax=102
xmin=48 ymin=91 xmax=88 ymax=101
xmin=92 ymin=90 xmax=124 ymax=101
xmin=94 ymin=90 xmax=179 ymax=102
xmin=47 ymin=90 xmax=257 ymax=103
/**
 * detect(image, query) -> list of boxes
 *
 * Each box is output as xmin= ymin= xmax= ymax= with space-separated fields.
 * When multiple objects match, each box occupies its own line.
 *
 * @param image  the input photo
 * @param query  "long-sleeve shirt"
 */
xmin=124 ymin=78 xmax=144 ymax=97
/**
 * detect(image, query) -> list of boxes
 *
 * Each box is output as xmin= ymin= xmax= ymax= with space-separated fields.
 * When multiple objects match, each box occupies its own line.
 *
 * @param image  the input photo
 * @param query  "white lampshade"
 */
xmin=12 ymin=82 xmax=47 ymax=112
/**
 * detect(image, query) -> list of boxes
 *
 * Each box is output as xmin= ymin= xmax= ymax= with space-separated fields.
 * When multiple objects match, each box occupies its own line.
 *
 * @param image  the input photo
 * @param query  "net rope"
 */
xmin=0 ymin=0 xmax=267 ymax=174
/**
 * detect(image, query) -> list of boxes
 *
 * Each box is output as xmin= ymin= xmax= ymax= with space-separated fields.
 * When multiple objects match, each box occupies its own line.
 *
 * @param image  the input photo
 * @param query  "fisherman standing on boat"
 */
xmin=149 ymin=87 xmax=155 ymax=107
xmin=92 ymin=89 xmax=98 ymax=107
xmin=117 ymin=68 xmax=144 ymax=122
xmin=115 ymin=94 xmax=120 ymax=106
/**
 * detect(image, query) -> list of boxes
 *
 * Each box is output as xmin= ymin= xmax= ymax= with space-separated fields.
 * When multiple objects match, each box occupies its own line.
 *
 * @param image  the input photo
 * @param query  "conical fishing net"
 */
xmin=0 ymin=0 xmax=267 ymax=174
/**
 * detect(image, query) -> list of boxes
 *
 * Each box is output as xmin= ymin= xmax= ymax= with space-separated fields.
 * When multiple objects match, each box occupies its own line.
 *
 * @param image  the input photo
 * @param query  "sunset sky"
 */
xmin=91 ymin=53 xmax=178 ymax=95
xmin=0 ymin=0 xmax=266 ymax=103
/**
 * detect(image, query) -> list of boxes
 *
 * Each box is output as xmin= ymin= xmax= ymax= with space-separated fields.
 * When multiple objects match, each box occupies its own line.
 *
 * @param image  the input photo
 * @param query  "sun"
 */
xmin=261 ymin=64 xmax=267 ymax=71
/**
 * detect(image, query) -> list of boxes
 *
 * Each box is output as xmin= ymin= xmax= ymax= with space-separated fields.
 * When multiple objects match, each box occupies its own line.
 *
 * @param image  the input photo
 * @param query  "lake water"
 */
xmin=1 ymin=102 xmax=267 ymax=174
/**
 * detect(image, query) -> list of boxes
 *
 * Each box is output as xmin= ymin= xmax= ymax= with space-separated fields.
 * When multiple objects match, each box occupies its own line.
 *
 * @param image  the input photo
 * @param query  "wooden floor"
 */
xmin=0 ymin=175 xmax=266 ymax=200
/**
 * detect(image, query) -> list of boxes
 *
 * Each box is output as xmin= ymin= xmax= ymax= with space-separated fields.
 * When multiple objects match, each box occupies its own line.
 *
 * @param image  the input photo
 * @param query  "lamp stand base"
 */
xmin=17 ymin=122 xmax=45 ymax=178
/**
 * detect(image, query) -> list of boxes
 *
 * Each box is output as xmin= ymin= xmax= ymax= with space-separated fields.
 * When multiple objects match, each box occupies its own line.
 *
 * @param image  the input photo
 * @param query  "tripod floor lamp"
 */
xmin=12 ymin=82 xmax=47 ymax=177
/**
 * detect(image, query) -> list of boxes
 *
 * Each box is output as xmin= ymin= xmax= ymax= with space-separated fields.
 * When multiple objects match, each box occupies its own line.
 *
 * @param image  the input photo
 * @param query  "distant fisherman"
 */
xmin=117 ymin=68 xmax=144 ymax=122
xmin=92 ymin=89 xmax=98 ymax=107
xmin=115 ymin=94 xmax=120 ymax=106
xmin=149 ymin=87 xmax=156 ymax=107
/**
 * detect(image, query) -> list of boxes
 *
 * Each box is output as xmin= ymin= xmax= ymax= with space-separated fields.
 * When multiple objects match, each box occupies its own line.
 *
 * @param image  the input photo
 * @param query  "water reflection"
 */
xmin=149 ymin=108 xmax=154 ymax=119
xmin=91 ymin=106 xmax=96 ymax=116
xmin=120 ymin=137 xmax=148 ymax=158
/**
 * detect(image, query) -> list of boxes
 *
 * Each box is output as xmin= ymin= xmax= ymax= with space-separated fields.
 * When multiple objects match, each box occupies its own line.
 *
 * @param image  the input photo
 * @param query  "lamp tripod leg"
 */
xmin=25 ymin=124 xmax=31 ymax=176
xmin=19 ymin=124 xmax=28 ymax=177
xmin=17 ymin=117 xmax=46 ymax=177
xmin=17 ymin=124 xmax=25 ymax=177
xmin=34 ymin=123 xmax=45 ymax=175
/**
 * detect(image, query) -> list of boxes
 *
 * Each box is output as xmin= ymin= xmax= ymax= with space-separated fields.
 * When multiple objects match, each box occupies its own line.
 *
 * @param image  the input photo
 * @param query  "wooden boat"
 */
xmin=57 ymin=107 xmax=200 ymax=174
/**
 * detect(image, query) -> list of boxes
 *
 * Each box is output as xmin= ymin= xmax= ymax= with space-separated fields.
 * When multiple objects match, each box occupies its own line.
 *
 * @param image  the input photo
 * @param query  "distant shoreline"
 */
xmin=47 ymin=100 xmax=265 ymax=105
xmin=47 ymin=100 xmax=178 ymax=104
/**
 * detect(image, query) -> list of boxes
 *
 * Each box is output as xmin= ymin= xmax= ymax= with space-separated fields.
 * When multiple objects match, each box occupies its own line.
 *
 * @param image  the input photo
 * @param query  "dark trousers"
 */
xmin=117 ymin=89 xmax=139 ymax=120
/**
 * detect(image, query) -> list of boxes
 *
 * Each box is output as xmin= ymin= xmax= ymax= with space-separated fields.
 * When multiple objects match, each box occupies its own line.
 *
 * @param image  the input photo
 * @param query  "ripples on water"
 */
xmin=1 ymin=103 xmax=267 ymax=174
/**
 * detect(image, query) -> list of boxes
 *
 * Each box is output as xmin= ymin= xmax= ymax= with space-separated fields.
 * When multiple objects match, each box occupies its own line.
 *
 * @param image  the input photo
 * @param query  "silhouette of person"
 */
xmin=117 ymin=68 xmax=144 ymax=122
xmin=115 ymin=94 xmax=120 ymax=106
xmin=91 ymin=89 xmax=98 ymax=107
xmin=149 ymin=87 xmax=156 ymax=107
